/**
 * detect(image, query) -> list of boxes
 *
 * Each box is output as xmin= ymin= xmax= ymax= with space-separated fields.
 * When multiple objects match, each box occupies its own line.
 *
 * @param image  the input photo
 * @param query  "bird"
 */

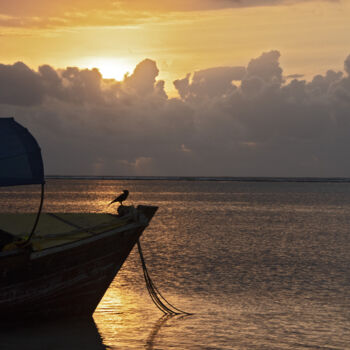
xmin=108 ymin=190 xmax=129 ymax=206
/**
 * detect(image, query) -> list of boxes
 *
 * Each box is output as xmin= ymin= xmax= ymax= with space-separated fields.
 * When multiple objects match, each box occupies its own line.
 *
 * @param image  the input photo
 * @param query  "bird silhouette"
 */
xmin=108 ymin=190 xmax=129 ymax=206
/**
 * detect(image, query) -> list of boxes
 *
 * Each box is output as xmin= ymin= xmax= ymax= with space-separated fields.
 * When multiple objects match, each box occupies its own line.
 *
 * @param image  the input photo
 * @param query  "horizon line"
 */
xmin=45 ymin=175 xmax=350 ymax=183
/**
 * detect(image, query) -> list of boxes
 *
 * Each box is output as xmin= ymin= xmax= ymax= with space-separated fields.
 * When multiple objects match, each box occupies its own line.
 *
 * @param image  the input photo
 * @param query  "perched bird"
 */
xmin=108 ymin=190 xmax=129 ymax=206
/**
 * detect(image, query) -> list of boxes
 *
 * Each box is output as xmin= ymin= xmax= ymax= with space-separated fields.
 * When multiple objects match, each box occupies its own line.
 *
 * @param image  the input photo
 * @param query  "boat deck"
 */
xmin=0 ymin=213 xmax=131 ymax=251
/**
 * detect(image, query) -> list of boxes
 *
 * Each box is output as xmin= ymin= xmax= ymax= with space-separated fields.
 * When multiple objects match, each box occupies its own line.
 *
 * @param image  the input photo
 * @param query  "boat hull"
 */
xmin=0 ymin=205 xmax=157 ymax=323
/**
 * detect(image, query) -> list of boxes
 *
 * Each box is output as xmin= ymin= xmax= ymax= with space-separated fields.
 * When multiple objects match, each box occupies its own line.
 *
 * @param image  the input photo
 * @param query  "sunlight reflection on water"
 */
xmin=1 ymin=179 xmax=350 ymax=349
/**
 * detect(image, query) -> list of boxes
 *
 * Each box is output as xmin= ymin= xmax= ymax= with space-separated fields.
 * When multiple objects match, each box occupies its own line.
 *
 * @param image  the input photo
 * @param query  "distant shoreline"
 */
xmin=45 ymin=175 xmax=350 ymax=183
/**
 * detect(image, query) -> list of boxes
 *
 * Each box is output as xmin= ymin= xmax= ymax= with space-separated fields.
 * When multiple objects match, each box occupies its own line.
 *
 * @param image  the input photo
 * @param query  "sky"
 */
xmin=0 ymin=0 xmax=350 ymax=177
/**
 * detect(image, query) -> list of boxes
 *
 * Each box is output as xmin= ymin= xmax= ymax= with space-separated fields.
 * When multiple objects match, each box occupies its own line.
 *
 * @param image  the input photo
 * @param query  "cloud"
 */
xmin=286 ymin=74 xmax=305 ymax=80
xmin=174 ymin=66 xmax=245 ymax=101
xmin=1 ymin=50 xmax=350 ymax=177
xmin=112 ymin=0 xmax=340 ymax=12
xmin=0 ymin=0 xmax=339 ymax=29
xmin=246 ymin=50 xmax=283 ymax=85
xmin=344 ymin=54 xmax=350 ymax=76
xmin=0 ymin=62 xmax=44 ymax=105
xmin=123 ymin=59 xmax=167 ymax=98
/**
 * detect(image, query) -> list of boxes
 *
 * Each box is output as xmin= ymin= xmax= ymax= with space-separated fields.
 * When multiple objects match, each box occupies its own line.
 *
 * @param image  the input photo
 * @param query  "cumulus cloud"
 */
xmin=246 ymin=50 xmax=283 ymax=85
xmin=0 ymin=62 xmax=44 ymax=106
xmin=0 ymin=50 xmax=350 ymax=177
xmin=174 ymin=66 xmax=245 ymax=101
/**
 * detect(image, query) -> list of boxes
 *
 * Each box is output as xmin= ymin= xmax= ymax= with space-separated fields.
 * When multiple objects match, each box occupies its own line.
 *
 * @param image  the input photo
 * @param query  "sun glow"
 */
xmin=82 ymin=58 xmax=135 ymax=81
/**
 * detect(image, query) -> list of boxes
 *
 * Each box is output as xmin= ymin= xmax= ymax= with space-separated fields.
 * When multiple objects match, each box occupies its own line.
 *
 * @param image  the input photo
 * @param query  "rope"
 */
xmin=137 ymin=239 xmax=192 ymax=315
xmin=26 ymin=183 xmax=45 ymax=244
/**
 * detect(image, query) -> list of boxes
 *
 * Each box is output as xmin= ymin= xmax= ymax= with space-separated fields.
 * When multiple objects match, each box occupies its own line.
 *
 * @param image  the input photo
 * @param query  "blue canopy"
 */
xmin=0 ymin=117 xmax=44 ymax=187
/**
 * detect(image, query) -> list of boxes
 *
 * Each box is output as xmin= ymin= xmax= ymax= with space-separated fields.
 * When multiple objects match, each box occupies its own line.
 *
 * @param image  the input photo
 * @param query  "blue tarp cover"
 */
xmin=0 ymin=117 xmax=44 ymax=187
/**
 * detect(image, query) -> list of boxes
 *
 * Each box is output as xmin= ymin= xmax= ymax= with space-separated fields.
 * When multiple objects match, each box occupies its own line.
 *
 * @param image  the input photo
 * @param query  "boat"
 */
xmin=0 ymin=117 xmax=158 ymax=322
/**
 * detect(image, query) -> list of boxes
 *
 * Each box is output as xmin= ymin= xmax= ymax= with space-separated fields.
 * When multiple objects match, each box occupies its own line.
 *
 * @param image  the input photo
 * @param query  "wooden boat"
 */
xmin=0 ymin=117 xmax=158 ymax=322
xmin=0 ymin=207 xmax=157 ymax=322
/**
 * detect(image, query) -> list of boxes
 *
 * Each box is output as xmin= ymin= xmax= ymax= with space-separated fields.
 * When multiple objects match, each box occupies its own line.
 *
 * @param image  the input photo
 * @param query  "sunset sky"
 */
xmin=1 ymin=0 xmax=350 ymax=177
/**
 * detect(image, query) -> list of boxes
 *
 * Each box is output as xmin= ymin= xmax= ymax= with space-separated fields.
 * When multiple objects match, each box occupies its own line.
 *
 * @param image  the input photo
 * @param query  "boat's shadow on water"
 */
xmin=0 ymin=314 xmax=190 ymax=350
xmin=0 ymin=318 xmax=107 ymax=350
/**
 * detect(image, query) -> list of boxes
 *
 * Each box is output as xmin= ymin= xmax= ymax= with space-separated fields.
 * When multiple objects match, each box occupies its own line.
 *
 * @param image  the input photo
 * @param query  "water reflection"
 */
xmin=2 ymin=180 xmax=350 ymax=349
xmin=0 ymin=313 xmax=192 ymax=350
xmin=144 ymin=315 xmax=172 ymax=350
xmin=145 ymin=315 xmax=192 ymax=350
xmin=0 ymin=318 xmax=107 ymax=350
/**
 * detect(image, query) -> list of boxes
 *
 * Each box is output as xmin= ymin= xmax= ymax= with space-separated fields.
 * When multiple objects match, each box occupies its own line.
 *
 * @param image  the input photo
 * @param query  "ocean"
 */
xmin=0 ymin=179 xmax=349 ymax=349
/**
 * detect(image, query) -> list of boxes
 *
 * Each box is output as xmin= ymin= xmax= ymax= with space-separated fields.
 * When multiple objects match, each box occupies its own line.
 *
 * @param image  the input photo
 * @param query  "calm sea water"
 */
xmin=0 ymin=179 xmax=349 ymax=349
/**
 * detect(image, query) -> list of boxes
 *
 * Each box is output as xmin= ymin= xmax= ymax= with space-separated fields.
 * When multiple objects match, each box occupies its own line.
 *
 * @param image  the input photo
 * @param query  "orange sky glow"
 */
xmin=0 ymin=0 xmax=349 ymax=95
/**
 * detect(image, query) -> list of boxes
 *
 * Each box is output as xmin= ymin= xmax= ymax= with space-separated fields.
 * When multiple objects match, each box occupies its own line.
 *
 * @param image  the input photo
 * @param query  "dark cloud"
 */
xmin=0 ymin=50 xmax=350 ymax=177
xmin=174 ymin=66 xmax=245 ymax=101
xmin=246 ymin=50 xmax=283 ymax=85
xmin=0 ymin=62 xmax=44 ymax=106
xmin=123 ymin=59 xmax=167 ymax=99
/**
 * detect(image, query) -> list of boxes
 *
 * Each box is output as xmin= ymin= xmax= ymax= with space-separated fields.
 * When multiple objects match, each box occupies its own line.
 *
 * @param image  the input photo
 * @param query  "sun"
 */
xmin=82 ymin=57 xmax=134 ymax=81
